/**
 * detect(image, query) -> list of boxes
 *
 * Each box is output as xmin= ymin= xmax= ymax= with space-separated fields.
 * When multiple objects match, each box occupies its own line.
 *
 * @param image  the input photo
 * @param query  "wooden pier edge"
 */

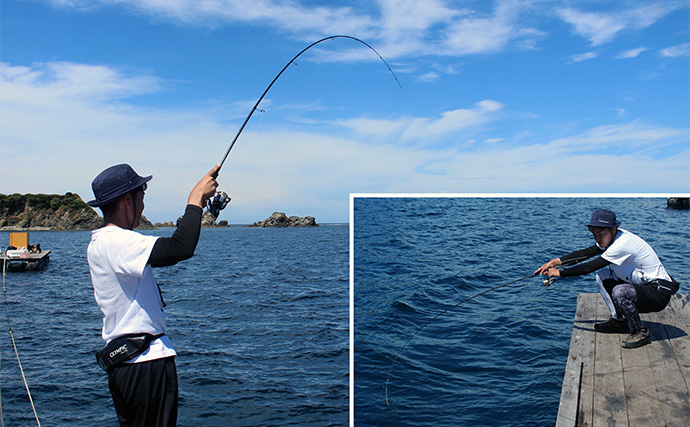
xmin=556 ymin=293 xmax=690 ymax=427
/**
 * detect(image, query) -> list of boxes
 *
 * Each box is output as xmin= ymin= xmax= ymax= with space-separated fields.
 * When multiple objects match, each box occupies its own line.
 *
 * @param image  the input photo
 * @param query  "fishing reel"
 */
xmin=207 ymin=191 xmax=231 ymax=219
xmin=542 ymin=277 xmax=557 ymax=287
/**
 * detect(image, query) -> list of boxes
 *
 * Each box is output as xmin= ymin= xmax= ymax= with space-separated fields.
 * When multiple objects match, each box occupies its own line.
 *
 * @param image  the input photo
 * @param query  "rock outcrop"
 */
xmin=1 ymin=193 xmax=102 ymax=230
xmin=134 ymin=216 xmax=156 ymax=230
xmin=201 ymin=211 xmax=219 ymax=227
xmin=0 ymin=193 xmax=157 ymax=230
xmin=249 ymin=212 xmax=318 ymax=228
xmin=176 ymin=211 xmax=229 ymax=228
xmin=667 ymin=197 xmax=689 ymax=209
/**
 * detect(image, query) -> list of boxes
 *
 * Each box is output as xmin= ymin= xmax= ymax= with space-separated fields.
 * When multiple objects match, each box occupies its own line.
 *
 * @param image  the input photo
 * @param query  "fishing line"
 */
xmin=383 ymin=272 xmax=537 ymax=406
xmin=213 ymin=34 xmax=402 ymax=178
xmin=1 ymin=259 xmax=41 ymax=426
xmin=229 ymin=57 xmax=298 ymax=195
xmin=230 ymin=106 xmax=265 ymax=196
xmin=383 ymin=254 xmax=591 ymax=406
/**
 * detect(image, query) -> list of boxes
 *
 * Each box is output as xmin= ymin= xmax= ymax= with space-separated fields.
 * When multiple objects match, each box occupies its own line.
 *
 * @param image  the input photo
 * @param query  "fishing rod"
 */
xmin=383 ymin=254 xmax=591 ymax=406
xmin=213 ymin=35 xmax=402 ymax=179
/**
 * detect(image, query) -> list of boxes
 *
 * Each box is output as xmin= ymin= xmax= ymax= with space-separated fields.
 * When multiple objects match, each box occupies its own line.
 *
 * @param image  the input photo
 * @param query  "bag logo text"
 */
xmin=110 ymin=344 xmax=128 ymax=358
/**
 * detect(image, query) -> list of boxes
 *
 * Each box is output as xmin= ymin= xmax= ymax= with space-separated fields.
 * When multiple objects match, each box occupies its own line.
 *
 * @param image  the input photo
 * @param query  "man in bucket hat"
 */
xmin=535 ymin=209 xmax=679 ymax=349
xmin=87 ymin=163 xmax=219 ymax=426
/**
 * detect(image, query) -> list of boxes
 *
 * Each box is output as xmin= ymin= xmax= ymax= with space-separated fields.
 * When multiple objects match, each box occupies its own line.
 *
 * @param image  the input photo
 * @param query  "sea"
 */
xmin=353 ymin=197 xmax=690 ymax=427
xmin=2 ymin=198 xmax=688 ymax=427
xmin=0 ymin=224 xmax=349 ymax=426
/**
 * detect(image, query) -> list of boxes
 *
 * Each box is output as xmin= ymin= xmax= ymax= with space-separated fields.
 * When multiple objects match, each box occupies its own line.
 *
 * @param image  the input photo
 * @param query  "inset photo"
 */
xmin=351 ymin=195 xmax=689 ymax=427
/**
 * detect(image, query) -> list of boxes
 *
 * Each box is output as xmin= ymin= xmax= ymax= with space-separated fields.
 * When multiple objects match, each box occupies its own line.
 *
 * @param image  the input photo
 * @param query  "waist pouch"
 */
xmin=96 ymin=333 xmax=164 ymax=372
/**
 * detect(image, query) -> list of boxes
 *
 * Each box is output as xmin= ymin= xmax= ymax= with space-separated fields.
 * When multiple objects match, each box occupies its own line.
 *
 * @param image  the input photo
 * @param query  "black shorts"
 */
xmin=633 ymin=279 xmax=679 ymax=313
xmin=108 ymin=356 xmax=178 ymax=427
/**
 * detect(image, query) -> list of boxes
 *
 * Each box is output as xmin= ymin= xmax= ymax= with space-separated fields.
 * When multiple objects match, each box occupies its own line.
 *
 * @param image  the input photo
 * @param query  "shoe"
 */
xmin=594 ymin=317 xmax=629 ymax=333
xmin=622 ymin=329 xmax=651 ymax=349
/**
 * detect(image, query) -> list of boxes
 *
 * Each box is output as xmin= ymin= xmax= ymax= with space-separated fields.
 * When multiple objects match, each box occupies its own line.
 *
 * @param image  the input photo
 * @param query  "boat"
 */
xmin=1 ymin=232 xmax=50 ymax=272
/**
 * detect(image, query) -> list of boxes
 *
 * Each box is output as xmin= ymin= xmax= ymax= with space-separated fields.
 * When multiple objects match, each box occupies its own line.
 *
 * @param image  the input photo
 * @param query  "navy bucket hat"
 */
xmin=585 ymin=209 xmax=621 ymax=228
xmin=88 ymin=164 xmax=152 ymax=207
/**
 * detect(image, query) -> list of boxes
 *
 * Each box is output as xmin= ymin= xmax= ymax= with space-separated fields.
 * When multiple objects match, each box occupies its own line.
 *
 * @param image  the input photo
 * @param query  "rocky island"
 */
xmin=249 ymin=212 xmax=318 ymax=227
xmin=2 ymin=193 xmax=102 ymax=230
xmin=2 ymin=193 xmax=155 ymax=230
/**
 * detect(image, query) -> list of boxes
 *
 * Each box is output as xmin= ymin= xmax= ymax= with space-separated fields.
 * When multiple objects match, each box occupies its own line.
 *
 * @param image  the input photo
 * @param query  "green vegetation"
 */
xmin=0 ymin=193 xmax=91 ymax=215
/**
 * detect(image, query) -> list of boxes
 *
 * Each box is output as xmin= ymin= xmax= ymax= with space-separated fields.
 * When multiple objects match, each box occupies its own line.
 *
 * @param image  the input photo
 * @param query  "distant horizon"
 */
xmin=2 ymin=191 xmax=688 ymax=227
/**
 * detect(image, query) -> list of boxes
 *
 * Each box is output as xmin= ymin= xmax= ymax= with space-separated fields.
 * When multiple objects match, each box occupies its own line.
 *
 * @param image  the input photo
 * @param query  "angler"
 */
xmin=535 ymin=209 xmax=680 ymax=349
xmin=87 ymin=163 xmax=219 ymax=426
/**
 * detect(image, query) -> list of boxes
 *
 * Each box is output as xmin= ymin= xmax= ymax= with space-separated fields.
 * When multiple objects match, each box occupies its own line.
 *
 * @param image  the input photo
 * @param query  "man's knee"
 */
xmin=611 ymin=283 xmax=636 ymax=303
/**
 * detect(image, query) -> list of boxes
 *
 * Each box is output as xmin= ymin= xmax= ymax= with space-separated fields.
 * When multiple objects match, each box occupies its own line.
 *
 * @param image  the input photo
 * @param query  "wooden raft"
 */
xmin=556 ymin=293 xmax=690 ymax=427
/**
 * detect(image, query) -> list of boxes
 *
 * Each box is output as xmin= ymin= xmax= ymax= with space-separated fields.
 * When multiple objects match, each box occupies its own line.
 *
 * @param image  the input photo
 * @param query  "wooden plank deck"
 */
xmin=556 ymin=293 xmax=690 ymax=427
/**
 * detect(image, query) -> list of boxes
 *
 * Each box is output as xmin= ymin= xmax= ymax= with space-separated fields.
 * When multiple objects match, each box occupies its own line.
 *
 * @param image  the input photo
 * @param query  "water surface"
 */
xmin=1 ymin=225 xmax=349 ymax=426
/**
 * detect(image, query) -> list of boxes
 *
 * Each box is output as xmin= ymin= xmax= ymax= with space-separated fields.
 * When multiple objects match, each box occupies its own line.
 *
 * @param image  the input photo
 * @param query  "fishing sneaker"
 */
xmin=622 ymin=329 xmax=651 ymax=349
xmin=594 ymin=317 xmax=629 ymax=333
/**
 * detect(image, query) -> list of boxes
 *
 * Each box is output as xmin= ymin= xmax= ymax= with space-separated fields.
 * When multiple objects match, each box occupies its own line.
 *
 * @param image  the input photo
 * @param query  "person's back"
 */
xmin=88 ymin=225 xmax=172 ymax=354
xmin=601 ymin=228 xmax=671 ymax=286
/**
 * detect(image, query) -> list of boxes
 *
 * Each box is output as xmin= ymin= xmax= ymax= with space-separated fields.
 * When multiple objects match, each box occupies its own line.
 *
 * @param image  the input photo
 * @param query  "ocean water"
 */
xmin=0 ymin=225 xmax=348 ymax=426
xmin=353 ymin=197 xmax=690 ymax=426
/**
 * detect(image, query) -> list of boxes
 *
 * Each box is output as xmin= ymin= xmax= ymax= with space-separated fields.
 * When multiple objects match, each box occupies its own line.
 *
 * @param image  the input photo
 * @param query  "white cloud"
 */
xmin=557 ymin=8 xmax=624 ymax=46
xmin=419 ymin=71 xmax=440 ymax=82
xmin=442 ymin=0 xmax=545 ymax=56
xmin=334 ymin=117 xmax=404 ymax=137
xmin=616 ymin=47 xmax=648 ymax=59
xmin=43 ymin=0 xmax=546 ymax=60
xmin=375 ymin=0 xmax=462 ymax=37
xmin=549 ymin=120 xmax=688 ymax=154
xmin=570 ymin=51 xmax=597 ymax=63
xmin=335 ymin=100 xmax=504 ymax=143
xmin=1 ymin=61 xmax=161 ymax=103
xmin=402 ymin=100 xmax=504 ymax=141
xmin=660 ymin=43 xmax=690 ymax=57
xmin=557 ymin=2 xmax=683 ymax=46
xmin=0 ymin=62 xmax=228 ymax=208
xmin=38 ymin=0 xmax=688 ymax=67
xmin=49 ymin=0 xmax=375 ymax=35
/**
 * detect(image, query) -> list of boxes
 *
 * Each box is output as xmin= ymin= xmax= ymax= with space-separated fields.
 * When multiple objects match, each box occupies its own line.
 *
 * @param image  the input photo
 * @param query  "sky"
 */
xmin=1 ymin=0 xmax=689 ymax=224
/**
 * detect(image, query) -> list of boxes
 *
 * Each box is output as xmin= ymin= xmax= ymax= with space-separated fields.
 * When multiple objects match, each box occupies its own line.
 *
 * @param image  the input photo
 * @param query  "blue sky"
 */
xmin=1 ymin=0 xmax=688 ymax=224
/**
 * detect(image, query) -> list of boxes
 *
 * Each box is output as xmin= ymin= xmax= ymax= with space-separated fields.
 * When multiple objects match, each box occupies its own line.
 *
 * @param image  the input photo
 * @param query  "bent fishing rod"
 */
xmin=213 ymin=35 xmax=402 ymax=179
xmin=383 ymin=255 xmax=590 ymax=406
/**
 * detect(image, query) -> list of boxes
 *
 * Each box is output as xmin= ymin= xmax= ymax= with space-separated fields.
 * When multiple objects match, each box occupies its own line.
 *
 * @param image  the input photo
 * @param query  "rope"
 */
xmin=1 ymin=255 xmax=41 ymax=426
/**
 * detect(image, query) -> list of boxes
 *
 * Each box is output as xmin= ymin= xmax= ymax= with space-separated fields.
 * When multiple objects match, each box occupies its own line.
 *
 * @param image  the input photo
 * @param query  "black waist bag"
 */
xmin=96 ymin=333 xmax=165 ymax=372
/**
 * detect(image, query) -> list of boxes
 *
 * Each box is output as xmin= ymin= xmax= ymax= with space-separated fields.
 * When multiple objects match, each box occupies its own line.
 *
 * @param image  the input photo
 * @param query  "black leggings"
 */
xmin=602 ymin=279 xmax=678 ymax=332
